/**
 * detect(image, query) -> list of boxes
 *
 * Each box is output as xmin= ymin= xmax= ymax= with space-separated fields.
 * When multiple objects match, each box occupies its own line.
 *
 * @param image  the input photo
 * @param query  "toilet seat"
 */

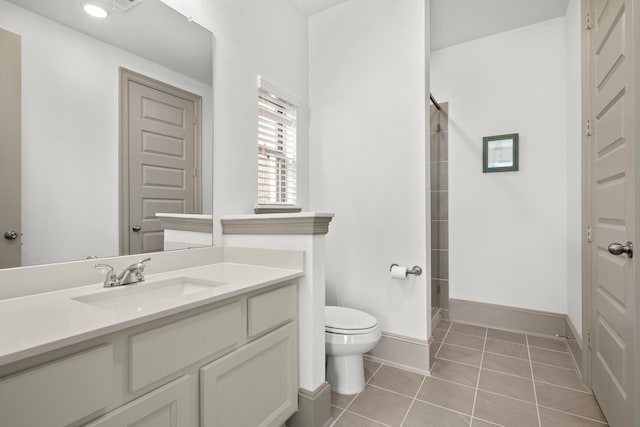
xmin=325 ymin=306 xmax=378 ymax=335
xmin=325 ymin=325 xmax=379 ymax=335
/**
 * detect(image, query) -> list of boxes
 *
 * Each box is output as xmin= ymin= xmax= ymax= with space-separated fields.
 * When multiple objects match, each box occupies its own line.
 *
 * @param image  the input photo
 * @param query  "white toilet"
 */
xmin=325 ymin=306 xmax=382 ymax=395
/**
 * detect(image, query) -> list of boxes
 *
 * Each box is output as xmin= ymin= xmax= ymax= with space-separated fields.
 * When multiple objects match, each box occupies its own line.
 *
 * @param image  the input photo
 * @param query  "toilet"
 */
xmin=325 ymin=306 xmax=382 ymax=395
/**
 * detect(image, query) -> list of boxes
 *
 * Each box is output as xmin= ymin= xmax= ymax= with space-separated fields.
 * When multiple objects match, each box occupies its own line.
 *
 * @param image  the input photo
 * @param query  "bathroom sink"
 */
xmin=72 ymin=277 xmax=227 ymax=316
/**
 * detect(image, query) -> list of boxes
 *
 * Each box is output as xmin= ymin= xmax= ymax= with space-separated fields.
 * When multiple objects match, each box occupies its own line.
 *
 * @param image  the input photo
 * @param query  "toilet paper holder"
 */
xmin=390 ymin=264 xmax=423 ymax=276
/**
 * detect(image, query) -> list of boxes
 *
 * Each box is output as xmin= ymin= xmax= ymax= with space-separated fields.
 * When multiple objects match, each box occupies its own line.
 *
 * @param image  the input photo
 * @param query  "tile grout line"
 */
xmin=528 ymin=358 xmax=575 ymax=371
xmin=329 ymin=406 xmax=344 ymax=427
xmin=440 ymin=341 xmax=484 ymax=352
xmin=333 ymin=360 xmax=385 ymax=425
xmin=412 ymin=396 xmax=474 ymax=418
xmin=483 ymin=351 xmax=529 ymax=363
xmin=481 ymin=366 xmax=538 ymax=381
xmin=434 ymin=320 xmax=454 ymax=359
xmin=534 ymin=378 xmax=592 ymax=394
xmin=367 ymin=383 xmax=421 ymax=400
xmin=341 ymin=409 xmax=393 ymax=427
xmin=461 ymin=328 xmax=524 ymax=342
xmin=472 ymin=416 xmax=505 ymax=427
xmin=476 ymin=388 xmax=539 ymax=407
xmin=423 ymin=374 xmax=476 ymax=391
xmin=562 ymin=336 xmax=583 ymax=374
xmin=469 ymin=327 xmax=488 ymax=425
xmin=525 ymin=334 xmax=542 ymax=427
xmin=537 ymin=404 xmax=608 ymax=424
xmin=336 ymin=327 xmax=603 ymax=427
xmin=528 ymin=344 xmax=570 ymax=354
xmin=436 ymin=356 xmax=481 ymax=369
xmin=399 ymin=375 xmax=427 ymax=427
xmin=417 ymin=372 xmax=595 ymax=420
xmin=485 ymin=348 xmax=576 ymax=371
xmin=414 ymin=381 xmax=542 ymax=412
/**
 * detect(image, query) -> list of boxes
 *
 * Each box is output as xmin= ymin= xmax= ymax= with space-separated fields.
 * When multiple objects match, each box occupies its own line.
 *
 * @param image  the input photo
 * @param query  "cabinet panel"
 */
xmin=201 ymin=321 xmax=297 ymax=427
xmin=130 ymin=301 xmax=242 ymax=391
xmin=85 ymin=375 xmax=192 ymax=427
xmin=248 ymin=284 xmax=296 ymax=337
xmin=0 ymin=345 xmax=113 ymax=427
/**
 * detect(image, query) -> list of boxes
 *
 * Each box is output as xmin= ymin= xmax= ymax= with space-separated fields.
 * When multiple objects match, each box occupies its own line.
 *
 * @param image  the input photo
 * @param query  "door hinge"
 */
xmin=586 ymin=119 xmax=592 ymax=136
xmin=193 ymin=168 xmax=197 ymax=177
xmin=586 ymin=12 xmax=592 ymax=30
xmin=587 ymin=330 xmax=592 ymax=350
xmin=587 ymin=225 xmax=592 ymax=243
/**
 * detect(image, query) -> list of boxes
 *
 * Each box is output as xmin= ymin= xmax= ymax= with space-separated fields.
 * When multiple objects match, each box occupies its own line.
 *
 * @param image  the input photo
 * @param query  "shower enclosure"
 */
xmin=430 ymin=99 xmax=449 ymax=329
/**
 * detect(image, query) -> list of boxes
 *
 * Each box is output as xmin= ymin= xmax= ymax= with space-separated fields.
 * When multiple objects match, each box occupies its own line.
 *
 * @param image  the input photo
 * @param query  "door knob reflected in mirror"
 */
xmin=608 ymin=242 xmax=633 ymax=258
xmin=4 ymin=231 xmax=18 ymax=240
xmin=132 ymin=225 xmax=141 ymax=232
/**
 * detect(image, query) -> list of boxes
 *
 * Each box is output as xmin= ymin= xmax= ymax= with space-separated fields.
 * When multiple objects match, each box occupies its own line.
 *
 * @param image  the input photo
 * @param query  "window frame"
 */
xmin=256 ymin=76 xmax=300 ymax=211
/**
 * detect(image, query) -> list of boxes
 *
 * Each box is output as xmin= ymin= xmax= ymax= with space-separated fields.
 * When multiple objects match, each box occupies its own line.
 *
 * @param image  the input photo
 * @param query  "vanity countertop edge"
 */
xmin=0 ymin=261 xmax=303 ymax=367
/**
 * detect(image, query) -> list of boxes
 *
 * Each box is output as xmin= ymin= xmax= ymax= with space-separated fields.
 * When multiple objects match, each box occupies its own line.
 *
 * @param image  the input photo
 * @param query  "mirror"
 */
xmin=0 ymin=0 xmax=213 ymax=269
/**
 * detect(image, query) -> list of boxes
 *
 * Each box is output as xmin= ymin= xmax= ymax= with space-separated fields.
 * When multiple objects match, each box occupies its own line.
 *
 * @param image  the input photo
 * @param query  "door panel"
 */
xmin=85 ymin=375 xmax=191 ymax=427
xmin=200 ymin=322 xmax=297 ymax=427
xmin=124 ymin=75 xmax=199 ymax=254
xmin=587 ymin=0 xmax=636 ymax=425
xmin=0 ymin=28 xmax=21 ymax=269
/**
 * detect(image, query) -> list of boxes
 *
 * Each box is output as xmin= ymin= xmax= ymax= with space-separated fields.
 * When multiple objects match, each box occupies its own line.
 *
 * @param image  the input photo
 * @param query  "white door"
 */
xmin=120 ymin=69 xmax=202 ymax=255
xmin=0 ymin=28 xmax=21 ymax=269
xmin=585 ymin=0 xmax=637 ymax=425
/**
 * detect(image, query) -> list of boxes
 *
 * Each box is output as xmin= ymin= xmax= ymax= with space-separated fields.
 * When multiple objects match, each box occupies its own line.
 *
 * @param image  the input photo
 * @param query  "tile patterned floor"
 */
xmin=329 ymin=321 xmax=608 ymax=427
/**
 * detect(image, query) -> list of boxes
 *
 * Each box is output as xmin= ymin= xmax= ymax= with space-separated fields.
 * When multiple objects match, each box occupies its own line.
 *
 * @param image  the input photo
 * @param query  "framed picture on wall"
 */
xmin=482 ymin=133 xmax=519 ymax=172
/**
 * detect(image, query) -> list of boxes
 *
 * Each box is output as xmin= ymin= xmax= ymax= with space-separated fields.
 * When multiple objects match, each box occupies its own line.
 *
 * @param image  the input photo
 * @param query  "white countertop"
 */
xmin=0 ymin=262 xmax=303 ymax=367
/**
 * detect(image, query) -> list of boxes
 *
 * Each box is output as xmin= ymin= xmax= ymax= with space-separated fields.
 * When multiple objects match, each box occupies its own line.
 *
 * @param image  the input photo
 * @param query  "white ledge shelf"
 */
xmin=156 ymin=213 xmax=213 ymax=233
xmin=221 ymin=212 xmax=335 ymax=235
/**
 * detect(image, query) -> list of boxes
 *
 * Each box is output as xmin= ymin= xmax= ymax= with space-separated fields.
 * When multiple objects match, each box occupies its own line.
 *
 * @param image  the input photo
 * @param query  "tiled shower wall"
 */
xmin=430 ymin=103 xmax=449 ymax=321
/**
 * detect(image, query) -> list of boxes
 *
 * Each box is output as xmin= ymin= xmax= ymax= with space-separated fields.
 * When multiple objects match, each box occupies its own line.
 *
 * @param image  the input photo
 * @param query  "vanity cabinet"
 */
xmin=0 ymin=281 xmax=298 ymax=427
xmin=0 ymin=345 xmax=114 ymax=427
xmin=85 ymin=375 xmax=193 ymax=427
xmin=201 ymin=322 xmax=297 ymax=427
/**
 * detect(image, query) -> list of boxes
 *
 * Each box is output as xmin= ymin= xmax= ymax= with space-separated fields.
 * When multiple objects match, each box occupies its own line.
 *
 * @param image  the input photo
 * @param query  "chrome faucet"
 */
xmin=95 ymin=257 xmax=151 ymax=287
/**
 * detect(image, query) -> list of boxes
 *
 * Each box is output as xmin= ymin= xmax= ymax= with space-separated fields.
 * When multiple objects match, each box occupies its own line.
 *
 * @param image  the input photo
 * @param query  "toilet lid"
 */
xmin=325 ymin=306 xmax=378 ymax=333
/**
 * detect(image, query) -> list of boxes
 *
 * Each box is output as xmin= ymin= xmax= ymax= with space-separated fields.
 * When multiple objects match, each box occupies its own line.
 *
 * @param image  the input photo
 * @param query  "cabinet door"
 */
xmin=201 ymin=322 xmax=298 ymax=427
xmin=0 ymin=345 xmax=113 ymax=427
xmin=85 ymin=375 xmax=192 ymax=427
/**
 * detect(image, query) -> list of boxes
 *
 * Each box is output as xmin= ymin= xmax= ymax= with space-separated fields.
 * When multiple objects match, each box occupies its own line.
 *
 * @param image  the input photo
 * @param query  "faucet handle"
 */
xmin=135 ymin=257 xmax=151 ymax=273
xmin=133 ymin=257 xmax=151 ymax=282
xmin=95 ymin=263 xmax=117 ymax=287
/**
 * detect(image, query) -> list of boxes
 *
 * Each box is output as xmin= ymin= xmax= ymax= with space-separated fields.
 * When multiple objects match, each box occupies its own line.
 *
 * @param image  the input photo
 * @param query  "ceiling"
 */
xmin=7 ymin=0 xmax=213 ymax=85
xmin=293 ymin=0 xmax=569 ymax=51
xmin=292 ymin=0 xmax=347 ymax=16
xmin=430 ymin=0 xmax=569 ymax=51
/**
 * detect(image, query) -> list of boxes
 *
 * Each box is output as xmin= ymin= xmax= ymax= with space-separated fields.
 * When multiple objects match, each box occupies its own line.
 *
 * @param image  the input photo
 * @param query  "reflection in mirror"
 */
xmin=0 ymin=0 xmax=213 ymax=269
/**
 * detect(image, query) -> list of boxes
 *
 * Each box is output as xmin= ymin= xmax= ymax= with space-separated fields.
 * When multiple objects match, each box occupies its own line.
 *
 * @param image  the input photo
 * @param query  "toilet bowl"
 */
xmin=325 ymin=306 xmax=382 ymax=395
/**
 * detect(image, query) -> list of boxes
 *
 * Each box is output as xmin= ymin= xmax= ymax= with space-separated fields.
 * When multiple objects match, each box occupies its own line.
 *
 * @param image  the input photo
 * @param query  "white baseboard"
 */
xmin=366 ymin=332 xmax=431 ymax=375
xmin=449 ymin=298 xmax=568 ymax=336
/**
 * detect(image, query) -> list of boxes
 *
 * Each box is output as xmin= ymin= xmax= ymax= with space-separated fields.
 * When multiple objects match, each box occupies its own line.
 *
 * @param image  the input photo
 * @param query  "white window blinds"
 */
xmin=257 ymin=87 xmax=297 ymax=205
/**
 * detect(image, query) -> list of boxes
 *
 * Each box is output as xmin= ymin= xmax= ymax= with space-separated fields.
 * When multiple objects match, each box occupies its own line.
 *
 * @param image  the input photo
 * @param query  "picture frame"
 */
xmin=483 ymin=133 xmax=519 ymax=172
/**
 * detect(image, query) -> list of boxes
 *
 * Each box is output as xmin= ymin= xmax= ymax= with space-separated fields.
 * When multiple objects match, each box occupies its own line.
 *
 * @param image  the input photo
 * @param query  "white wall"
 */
xmin=0 ymin=0 xmax=213 ymax=265
xmin=160 ymin=0 xmax=310 ymax=245
xmin=565 ymin=0 xmax=583 ymax=336
xmin=431 ymin=18 xmax=572 ymax=314
xmin=308 ymin=0 xmax=429 ymax=340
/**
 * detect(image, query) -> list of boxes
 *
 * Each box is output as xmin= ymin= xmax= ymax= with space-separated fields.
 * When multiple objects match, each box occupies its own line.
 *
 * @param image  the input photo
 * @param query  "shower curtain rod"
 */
xmin=429 ymin=93 xmax=441 ymax=110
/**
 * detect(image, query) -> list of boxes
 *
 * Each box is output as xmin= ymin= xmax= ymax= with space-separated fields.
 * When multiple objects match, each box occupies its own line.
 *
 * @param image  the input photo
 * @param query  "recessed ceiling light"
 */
xmin=83 ymin=2 xmax=110 ymax=18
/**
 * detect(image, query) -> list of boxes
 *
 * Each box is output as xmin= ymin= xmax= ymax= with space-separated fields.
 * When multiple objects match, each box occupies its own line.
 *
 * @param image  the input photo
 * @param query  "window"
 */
xmin=257 ymin=82 xmax=297 ymax=206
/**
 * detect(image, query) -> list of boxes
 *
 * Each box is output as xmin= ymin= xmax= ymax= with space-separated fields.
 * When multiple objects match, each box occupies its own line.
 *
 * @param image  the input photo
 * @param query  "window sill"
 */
xmin=254 ymin=205 xmax=302 ymax=214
